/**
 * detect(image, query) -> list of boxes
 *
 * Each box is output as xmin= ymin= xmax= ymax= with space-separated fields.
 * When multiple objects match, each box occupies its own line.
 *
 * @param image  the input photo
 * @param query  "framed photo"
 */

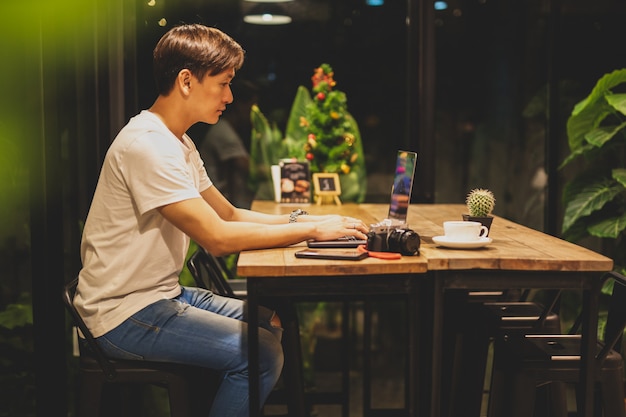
xmin=312 ymin=173 xmax=342 ymax=205
xmin=313 ymin=173 xmax=341 ymax=195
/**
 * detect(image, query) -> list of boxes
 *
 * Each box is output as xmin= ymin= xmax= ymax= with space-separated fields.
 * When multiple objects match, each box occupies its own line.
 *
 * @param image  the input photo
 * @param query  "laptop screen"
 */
xmin=387 ymin=150 xmax=418 ymax=222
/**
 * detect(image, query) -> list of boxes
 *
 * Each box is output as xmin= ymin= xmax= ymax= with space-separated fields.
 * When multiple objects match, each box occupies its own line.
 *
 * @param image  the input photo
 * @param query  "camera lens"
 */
xmin=390 ymin=229 xmax=420 ymax=256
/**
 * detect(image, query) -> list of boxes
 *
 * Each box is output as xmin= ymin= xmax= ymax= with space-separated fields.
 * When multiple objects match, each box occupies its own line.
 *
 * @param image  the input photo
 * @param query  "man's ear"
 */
xmin=176 ymin=69 xmax=193 ymax=95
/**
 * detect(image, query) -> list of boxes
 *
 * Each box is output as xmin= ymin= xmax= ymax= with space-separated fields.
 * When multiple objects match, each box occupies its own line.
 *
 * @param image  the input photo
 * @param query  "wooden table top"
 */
xmin=237 ymin=202 xmax=613 ymax=277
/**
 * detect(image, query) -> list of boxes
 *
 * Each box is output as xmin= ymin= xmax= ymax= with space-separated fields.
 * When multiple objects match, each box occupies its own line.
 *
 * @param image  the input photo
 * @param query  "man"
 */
xmin=74 ymin=23 xmax=368 ymax=417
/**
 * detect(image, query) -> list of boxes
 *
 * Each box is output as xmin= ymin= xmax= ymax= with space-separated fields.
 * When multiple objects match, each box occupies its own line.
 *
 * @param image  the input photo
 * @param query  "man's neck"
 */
xmin=149 ymin=96 xmax=189 ymax=141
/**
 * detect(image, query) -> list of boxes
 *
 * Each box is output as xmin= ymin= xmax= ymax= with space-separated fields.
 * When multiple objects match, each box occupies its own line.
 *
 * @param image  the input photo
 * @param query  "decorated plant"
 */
xmin=466 ymin=188 xmax=496 ymax=217
xmin=249 ymin=64 xmax=366 ymax=202
xmin=301 ymin=64 xmax=360 ymax=174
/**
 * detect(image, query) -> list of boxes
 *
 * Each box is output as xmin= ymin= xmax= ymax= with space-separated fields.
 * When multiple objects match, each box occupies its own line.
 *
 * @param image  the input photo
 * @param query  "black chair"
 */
xmin=63 ymin=278 xmax=219 ymax=417
xmin=186 ymin=248 xmax=238 ymax=297
xmin=445 ymin=288 xmax=563 ymax=417
xmin=187 ymin=248 xmax=310 ymax=417
xmin=488 ymin=271 xmax=626 ymax=417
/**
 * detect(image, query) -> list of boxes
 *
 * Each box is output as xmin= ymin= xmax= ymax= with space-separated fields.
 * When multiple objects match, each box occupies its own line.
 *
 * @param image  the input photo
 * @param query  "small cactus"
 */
xmin=466 ymin=188 xmax=495 ymax=217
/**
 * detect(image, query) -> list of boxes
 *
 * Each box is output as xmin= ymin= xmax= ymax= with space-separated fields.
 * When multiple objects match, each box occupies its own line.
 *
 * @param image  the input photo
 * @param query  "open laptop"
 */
xmin=307 ymin=150 xmax=418 ymax=248
xmin=387 ymin=150 xmax=418 ymax=224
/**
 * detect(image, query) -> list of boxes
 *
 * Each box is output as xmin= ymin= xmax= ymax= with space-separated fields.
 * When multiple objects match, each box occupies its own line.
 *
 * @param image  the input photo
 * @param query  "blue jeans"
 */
xmin=94 ymin=286 xmax=284 ymax=417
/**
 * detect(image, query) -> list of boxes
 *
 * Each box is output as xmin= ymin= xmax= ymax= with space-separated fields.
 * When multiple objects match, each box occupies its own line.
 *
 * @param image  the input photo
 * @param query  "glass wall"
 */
xmin=433 ymin=0 xmax=626 ymax=233
xmin=136 ymin=0 xmax=411 ymax=203
xmin=133 ymin=0 xmax=626 ymax=232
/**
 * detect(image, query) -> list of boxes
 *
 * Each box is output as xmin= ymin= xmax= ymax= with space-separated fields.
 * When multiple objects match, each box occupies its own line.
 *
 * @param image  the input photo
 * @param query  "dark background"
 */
xmin=0 ymin=0 xmax=625 ymax=415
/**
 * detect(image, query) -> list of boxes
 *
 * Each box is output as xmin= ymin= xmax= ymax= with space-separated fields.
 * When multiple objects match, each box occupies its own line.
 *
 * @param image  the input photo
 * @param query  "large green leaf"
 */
xmin=571 ymin=69 xmax=626 ymax=116
xmin=566 ymin=99 xmax=613 ymax=152
xmin=249 ymin=105 xmax=283 ymax=199
xmin=566 ymin=69 xmax=626 ymax=153
xmin=338 ymin=170 xmax=362 ymax=203
xmin=561 ymin=217 xmax=591 ymax=242
xmin=584 ymin=121 xmax=626 ymax=147
xmin=613 ymin=168 xmax=626 ymax=187
xmin=278 ymin=135 xmax=306 ymax=160
xmin=559 ymin=141 xmax=596 ymax=169
xmin=562 ymin=177 xmax=623 ymax=233
xmin=587 ymin=213 xmax=626 ymax=238
xmin=606 ymin=93 xmax=626 ymax=115
xmin=285 ymin=85 xmax=312 ymax=144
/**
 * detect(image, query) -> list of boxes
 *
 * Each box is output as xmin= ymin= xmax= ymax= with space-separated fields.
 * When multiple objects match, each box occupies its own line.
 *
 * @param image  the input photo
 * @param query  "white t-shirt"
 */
xmin=75 ymin=110 xmax=212 ymax=338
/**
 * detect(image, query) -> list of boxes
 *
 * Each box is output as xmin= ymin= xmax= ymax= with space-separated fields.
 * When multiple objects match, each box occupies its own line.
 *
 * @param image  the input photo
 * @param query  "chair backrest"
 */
xmin=533 ymin=289 xmax=562 ymax=330
xmin=567 ymin=271 xmax=626 ymax=362
xmin=62 ymin=278 xmax=117 ymax=379
xmin=596 ymin=271 xmax=626 ymax=362
xmin=186 ymin=248 xmax=236 ymax=297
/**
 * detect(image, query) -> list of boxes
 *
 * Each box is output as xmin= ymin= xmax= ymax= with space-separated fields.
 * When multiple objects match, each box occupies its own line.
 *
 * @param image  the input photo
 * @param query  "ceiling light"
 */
xmin=244 ymin=4 xmax=292 ymax=25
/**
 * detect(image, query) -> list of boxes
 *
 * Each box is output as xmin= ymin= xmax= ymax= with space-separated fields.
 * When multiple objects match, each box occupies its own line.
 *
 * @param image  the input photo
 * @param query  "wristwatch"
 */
xmin=289 ymin=208 xmax=309 ymax=223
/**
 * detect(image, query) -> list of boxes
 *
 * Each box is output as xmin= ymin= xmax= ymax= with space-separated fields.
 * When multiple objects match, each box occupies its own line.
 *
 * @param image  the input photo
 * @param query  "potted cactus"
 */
xmin=463 ymin=188 xmax=496 ymax=232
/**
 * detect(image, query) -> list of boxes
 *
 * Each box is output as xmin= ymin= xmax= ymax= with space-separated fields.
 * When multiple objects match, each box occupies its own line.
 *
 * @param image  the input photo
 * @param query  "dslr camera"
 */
xmin=366 ymin=220 xmax=420 ymax=256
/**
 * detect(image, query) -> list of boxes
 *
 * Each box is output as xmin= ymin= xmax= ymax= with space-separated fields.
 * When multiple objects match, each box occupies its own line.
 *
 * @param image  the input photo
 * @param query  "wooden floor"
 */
xmin=263 ymin=303 xmax=410 ymax=417
xmin=264 ymin=370 xmax=405 ymax=417
xmin=263 ymin=338 xmax=593 ymax=417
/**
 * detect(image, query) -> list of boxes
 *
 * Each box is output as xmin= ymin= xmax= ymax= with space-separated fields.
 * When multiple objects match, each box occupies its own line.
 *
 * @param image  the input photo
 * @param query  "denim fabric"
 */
xmin=95 ymin=286 xmax=284 ymax=417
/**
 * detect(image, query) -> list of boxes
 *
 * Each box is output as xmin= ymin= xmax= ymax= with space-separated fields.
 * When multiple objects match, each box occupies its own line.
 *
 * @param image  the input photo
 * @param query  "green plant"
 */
xmin=301 ymin=64 xmax=360 ymax=175
xmin=559 ymin=69 xmax=626 ymax=270
xmin=0 ymin=293 xmax=35 ymax=417
xmin=248 ymin=64 xmax=367 ymax=203
xmin=465 ymin=188 xmax=496 ymax=217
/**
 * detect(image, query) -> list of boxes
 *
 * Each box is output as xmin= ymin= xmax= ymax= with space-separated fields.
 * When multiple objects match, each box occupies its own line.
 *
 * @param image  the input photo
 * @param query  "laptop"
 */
xmin=387 ymin=150 xmax=418 ymax=224
xmin=307 ymin=150 xmax=418 ymax=248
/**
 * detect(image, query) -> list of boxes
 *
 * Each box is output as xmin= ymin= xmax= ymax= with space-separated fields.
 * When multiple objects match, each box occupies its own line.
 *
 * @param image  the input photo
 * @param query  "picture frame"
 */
xmin=312 ymin=173 xmax=342 ymax=205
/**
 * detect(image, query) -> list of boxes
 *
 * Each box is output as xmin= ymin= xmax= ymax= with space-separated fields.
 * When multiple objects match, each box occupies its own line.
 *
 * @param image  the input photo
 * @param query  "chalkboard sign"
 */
xmin=313 ymin=173 xmax=342 ymax=205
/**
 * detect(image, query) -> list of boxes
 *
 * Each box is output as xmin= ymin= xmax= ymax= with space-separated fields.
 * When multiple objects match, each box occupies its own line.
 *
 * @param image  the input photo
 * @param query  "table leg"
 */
xmin=430 ymin=275 xmax=444 ymax=417
xmin=580 ymin=276 xmax=601 ymax=417
xmin=363 ymin=299 xmax=372 ymax=414
xmin=248 ymin=281 xmax=260 ymax=417
xmin=341 ymin=301 xmax=351 ymax=417
xmin=409 ymin=277 xmax=422 ymax=417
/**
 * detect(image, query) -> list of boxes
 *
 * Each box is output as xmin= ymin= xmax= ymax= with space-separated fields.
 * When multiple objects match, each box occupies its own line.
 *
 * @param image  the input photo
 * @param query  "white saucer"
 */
xmin=432 ymin=236 xmax=493 ymax=249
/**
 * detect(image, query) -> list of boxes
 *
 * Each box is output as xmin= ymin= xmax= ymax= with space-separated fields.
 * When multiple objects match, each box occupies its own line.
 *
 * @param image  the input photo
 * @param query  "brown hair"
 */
xmin=153 ymin=24 xmax=245 ymax=95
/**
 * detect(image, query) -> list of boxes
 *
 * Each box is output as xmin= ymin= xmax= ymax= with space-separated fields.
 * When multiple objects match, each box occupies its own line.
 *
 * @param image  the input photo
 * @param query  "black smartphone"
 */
xmin=294 ymin=249 xmax=368 ymax=261
xmin=307 ymin=238 xmax=367 ymax=248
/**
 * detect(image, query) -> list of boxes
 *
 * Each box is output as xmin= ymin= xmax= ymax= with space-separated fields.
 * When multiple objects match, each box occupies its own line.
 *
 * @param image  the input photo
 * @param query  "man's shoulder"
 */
xmin=120 ymin=110 xmax=166 ymax=135
xmin=113 ymin=111 xmax=173 ymax=149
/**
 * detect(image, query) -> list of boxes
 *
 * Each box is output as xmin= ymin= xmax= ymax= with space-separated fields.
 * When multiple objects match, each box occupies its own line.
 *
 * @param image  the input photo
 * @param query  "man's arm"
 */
xmin=158 ymin=187 xmax=369 ymax=256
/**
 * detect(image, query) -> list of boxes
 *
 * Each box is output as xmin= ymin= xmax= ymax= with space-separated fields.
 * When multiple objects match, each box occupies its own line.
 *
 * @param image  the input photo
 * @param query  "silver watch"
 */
xmin=289 ymin=209 xmax=308 ymax=223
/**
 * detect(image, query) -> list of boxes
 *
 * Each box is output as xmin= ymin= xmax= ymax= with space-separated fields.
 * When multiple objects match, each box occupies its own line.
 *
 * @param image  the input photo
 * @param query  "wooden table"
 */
xmin=239 ymin=202 xmax=427 ymax=417
xmin=239 ymin=202 xmax=614 ymax=417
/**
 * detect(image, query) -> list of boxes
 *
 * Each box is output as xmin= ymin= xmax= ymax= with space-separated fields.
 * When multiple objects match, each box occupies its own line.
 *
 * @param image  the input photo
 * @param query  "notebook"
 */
xmin=307 ymin=150 xmax=418 ymax=248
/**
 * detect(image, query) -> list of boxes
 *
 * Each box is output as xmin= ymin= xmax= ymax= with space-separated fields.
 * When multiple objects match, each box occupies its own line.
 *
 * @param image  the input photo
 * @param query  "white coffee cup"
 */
xmin=443 ymin=221 xmax=489 ymax=241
